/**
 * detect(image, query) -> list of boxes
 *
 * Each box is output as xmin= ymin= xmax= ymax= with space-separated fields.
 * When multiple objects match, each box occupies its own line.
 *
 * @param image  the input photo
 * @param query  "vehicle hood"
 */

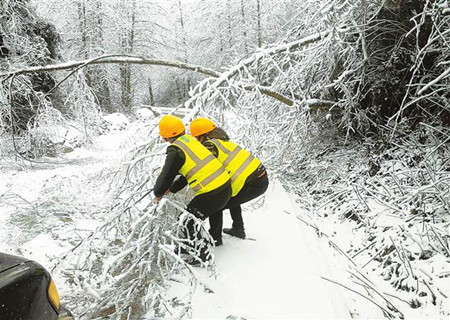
xmin=0 ymin=252 xmax=31 ymax=273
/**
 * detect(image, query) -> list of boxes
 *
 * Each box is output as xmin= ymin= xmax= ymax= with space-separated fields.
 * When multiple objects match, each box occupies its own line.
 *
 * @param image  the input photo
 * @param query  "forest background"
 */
xmin=0 ymin=0 xmax=449 ymax=319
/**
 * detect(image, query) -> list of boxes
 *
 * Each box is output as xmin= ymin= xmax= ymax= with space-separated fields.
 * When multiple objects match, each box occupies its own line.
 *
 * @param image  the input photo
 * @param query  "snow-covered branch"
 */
xmin=1 ymin=54 xmax=294 ymax=106
xmin=1 ymin=54 xmax=220 ymax=79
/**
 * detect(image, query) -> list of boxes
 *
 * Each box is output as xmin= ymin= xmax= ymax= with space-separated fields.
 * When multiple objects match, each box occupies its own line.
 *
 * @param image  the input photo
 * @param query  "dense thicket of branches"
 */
xmin=343 ymin=0 xmax=450 ymax=134
xmin=0 ymin=0 xmax=60 ymax=132
xmin=157 ymin=0 xmax=449 ymax=317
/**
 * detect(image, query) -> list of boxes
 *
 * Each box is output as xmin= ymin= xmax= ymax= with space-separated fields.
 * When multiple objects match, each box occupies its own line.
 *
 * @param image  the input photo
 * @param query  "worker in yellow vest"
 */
xmin=154 ymin=115 xmax=232 ymax=264
xmin=189 ymin=117 xmax=269 ymax=242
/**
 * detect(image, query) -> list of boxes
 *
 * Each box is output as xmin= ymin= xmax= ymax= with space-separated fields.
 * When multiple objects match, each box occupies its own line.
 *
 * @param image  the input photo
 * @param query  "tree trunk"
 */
xmin=177 ymin=0 xmax=190 ymax=99
xmin=217 ymin=0 xmax=224 ymax=54
xmin=256 ymin=0 xmax=262 ymax=48
xmin=175 ymin=79 xmax=183 ymax=101
xmin=92 ymin=0 xmax=112 ymax=112
xmin=241 ymin=0 xmax=248 ymax=54
xmin=186 ymin=79 xmax=191 ymax=95
xmin=226 ymin=0 xmax=233 ymax=49
xmin=120 ymin=0 xmax=136 ymax=109
xmin=148 ymin=78 xmax=155 ymax=106
xmin=177 ymin=0 xmax=188 ymax=63
xmin=96 ymin=1 xmax=103 ymax=53
xmin=78 ymin=0 xmax=91 ymax=86
xmin=78 ymin=0 xmax=88 ymax=59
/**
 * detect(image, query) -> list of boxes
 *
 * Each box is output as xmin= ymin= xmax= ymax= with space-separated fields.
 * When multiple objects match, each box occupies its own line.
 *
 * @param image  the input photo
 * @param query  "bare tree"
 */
xmin=240 ymin=0 xmax=249 ymax=54
xmin=118 ymin=0 xmax=136 ymax=110
xmin=256 ymin=0 xmax=262 ymax=47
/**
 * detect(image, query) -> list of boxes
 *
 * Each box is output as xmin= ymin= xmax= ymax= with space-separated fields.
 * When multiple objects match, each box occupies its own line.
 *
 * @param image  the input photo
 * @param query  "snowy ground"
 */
xmin=176 ymin=181 xmax=360 ymax=319
xmin=1 ymin=126 xmax=447 ymax=319
xmin=0 ymin=131 xmax=126 ymax=263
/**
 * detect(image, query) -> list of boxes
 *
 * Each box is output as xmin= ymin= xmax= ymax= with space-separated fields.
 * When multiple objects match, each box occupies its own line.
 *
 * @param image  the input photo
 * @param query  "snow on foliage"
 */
xmin=52 ymin=0 xmax=450 ymax=317
xmin=42 ymin=118 xmax=217 ymax=319
xmin=102 ymin=113 xmax=130 ymax=132
xmin=1 ymin=0 xmax=449 ymax=318
xmin=135 ymin=108 xmax=154 ymax=122
xmin=290 ymin=133 xmax=450 ymax=318
xmin=146 ymin=0 xmax=449 ymax=318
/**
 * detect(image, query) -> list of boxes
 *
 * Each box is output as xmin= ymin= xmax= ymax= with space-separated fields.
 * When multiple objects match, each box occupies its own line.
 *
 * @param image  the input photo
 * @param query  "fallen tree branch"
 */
xmin=182 ymin=29 xmax=337 ymax=120
xmin=1 ymin=54 xmax=294 ymax=106
xmin=348 ymin=270 xmax=404 ymax=318
xmin=321 ymin=276 xmax=399 ymax=319
xmin=0 ymin=54 xmax=220 ymax=79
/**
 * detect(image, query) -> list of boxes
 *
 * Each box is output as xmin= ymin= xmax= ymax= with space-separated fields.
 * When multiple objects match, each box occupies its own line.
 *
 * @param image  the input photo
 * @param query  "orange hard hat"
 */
xmin=159 ymin=115 xmax=185 ymax=138
xmin=190 ymin=117 xmax=217 ymax=137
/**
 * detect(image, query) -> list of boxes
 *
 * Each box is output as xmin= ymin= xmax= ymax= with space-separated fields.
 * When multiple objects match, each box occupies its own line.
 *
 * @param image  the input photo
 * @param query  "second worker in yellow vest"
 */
xmin=190 ymin=117 xmax=269 ymax=242
xmin=154 ymin=115 xmax=232 ymax=264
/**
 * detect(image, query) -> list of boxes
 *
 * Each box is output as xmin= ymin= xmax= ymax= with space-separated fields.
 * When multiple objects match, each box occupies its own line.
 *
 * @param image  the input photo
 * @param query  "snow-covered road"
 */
xmin=171 ymin=181 xmax=361 ymax=319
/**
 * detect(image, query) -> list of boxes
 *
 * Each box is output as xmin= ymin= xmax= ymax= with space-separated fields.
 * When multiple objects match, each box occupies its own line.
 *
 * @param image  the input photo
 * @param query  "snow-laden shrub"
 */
xmin=1 ymin=70 xmax=107 ymax=160
xmin=135 ymin=107 xmax=154 ymax=122
xmin=288 ymin=128 xmax=450 ymax=318
xmin=0 ymin=0 xmax=60 ymax=133
xmin=58 ymin=72 xmax=105 ymax=140
xmin=55 ymin=121 xmax=218 ymax=319
xmin=102 ymin=112 xmax=130 ymax=132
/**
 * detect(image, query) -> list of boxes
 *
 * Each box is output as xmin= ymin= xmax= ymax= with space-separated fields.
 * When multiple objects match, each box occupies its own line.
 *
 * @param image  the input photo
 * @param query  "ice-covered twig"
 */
xmin=320 ymin=276 xmax=399 ymax=319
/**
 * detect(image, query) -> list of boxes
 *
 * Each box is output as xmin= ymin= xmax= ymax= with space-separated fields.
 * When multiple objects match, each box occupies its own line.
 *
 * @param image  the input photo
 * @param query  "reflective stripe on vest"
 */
xmin=210 ymin=139 xmax=261 ymax=197
xmin=172 ymin=135 xmax=230 ymax=195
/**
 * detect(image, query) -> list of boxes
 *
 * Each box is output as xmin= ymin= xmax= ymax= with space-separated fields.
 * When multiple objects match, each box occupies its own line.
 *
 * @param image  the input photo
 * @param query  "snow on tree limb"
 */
xmin=417 ymin=66 xmax=450 ymax=95
xmin=225 ymin=29 xmax=335 ymax=80
xmin=1 ymin=54 xmax=220 ymax=79
xmin=1 ymin=54 xmax=295 ymax=106
xmin=2 ymin=30 xmax=336 ymax=111
xmin=304 ymin=99 xmax=337 ymax=110
xmin=180 ymin=29 xmax=336 ymax=120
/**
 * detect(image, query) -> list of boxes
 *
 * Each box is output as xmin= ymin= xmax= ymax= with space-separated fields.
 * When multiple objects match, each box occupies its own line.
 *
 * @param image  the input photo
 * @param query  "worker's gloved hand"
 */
xmin=154 ymin=190 xmax=170 ymax=203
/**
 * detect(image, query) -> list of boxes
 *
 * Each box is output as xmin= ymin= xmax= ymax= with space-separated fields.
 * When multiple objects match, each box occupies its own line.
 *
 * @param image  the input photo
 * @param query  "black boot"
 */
xmin=223 ymin=227 xmax=246 ymax=239
xmin=209 ymin=227 xmax=223 ymax=246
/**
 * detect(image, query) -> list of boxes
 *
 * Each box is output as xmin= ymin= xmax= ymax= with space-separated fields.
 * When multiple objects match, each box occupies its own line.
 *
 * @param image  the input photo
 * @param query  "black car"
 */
xmin=0 ymin=252 xmax=73 ymax=320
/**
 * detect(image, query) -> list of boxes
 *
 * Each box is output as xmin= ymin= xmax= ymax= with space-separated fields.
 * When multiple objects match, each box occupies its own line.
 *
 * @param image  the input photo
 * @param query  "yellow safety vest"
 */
xmin=172 ymin=134 xmax=230 ymax=195
xmin=209 ymin=139 xmax=261 ymax=197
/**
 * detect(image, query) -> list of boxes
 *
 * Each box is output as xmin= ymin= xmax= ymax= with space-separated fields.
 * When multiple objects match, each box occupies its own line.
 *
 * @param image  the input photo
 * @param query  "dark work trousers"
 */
xmin=185 ymin=182 xmax=232 ymax=245
xmin=209 ymin=171 xmax=269 ymax=237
